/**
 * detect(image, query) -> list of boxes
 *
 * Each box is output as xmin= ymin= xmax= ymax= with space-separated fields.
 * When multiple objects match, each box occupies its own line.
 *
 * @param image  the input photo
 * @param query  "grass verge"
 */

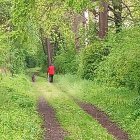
xmin=55 ymin=74 xmax=140 ymax=140
xmin=0 ymin=75 xmax=43 ymax=140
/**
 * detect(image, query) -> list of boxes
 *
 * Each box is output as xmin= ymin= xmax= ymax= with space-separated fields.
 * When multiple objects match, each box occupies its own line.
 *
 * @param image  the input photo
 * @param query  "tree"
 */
xmin=99 ymin=0 xmax=108 ymax=38
xmin=112 ymin=0 xmax=122 ymax=33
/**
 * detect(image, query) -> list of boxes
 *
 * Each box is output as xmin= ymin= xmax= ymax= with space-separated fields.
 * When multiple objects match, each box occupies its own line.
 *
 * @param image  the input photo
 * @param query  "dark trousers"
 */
xmin=49 ymin=74 xmax=53 ymax=82
xmin=32 ymin=74 xmax=35 ymax=82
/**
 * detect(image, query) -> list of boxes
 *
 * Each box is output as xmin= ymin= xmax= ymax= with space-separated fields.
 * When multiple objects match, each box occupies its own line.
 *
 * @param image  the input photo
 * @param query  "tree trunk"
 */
xmin=39 ymin=28 xmax=53 ymax=66
xmin=39 ymin=28 xmax=47 ymax=55
xmin=71 ymin=13 xmax=84 ymax=51
xmin=99 ymin=1 xmax=108 ymax=39
xmin=83 ymin=10 xmax=89 ymax=46
xmin=45 ymin=38 xmax=52 ymax=66
xmin=112 ymin=0 xmax=122 ymax=33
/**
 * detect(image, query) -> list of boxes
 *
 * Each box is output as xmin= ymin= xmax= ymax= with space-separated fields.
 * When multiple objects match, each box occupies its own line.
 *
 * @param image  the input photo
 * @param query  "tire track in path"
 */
xmin=38 ymin=97 xmax=67 ymax=140
xmin=78 ymin=101 xmax=129 ymax=140
xmin=65 ymin=92 xmax=129 ymax=140
xmin=35 ymin=80 xmax=129 ymax=140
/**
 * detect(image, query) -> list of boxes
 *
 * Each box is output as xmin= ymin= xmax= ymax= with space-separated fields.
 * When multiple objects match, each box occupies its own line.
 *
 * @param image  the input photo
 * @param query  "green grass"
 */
xmin=55 ymin=74 xmax=140 ymax=140
xmin=2 ymin=74 xmax=139 ymax=139
xmin=0 ymin=75 xmax=43 ymax=140
xmin=34 ymin=77 xmax=114 ymax=140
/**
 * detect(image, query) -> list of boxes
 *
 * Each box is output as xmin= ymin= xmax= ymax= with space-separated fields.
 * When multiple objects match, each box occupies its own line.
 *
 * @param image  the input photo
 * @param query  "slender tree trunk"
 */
xmin=39 ymin=28 xmax=47 ymax=55
xmin=72 ymin=13 xmax=80 ymax=51
xmin=72 ymin=13 xmax=84 ymax=51
xmin=45 ymin=38 xmax=52 ymax=66
xmin=39 ymin=28 xmax=53 ymax=66
xmin=83 ymin=9 xmax=89 ymax=46
xmin=112 ymin=0 xmax=122 ymax=33
xmin=99 ymin=1 xmax=108 ymax=39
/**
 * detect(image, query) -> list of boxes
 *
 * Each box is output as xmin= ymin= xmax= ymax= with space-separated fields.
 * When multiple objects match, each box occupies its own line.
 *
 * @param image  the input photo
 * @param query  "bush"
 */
xmin=78 ymin=42 xmax=110 ymax=80
xmin=25 ymin=55 xmax=37 ymax=68
xmin=54 ymin=43 xmax=78 ymax=74
xmin=95 ymin=27 xmax=140 ymax=93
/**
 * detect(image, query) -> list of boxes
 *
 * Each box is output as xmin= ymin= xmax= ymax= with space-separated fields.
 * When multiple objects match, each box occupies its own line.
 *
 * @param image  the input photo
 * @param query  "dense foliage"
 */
xmin=54 ymin=45 xmax=78 ymax=74
xmin=0 ymin=0 xmax=140 ymax=75
xmin=78 ymin=42 xmax=110 ymax=80
xmin=95 ymin=27 xmax=140 ymax=92
xmin=0 ymin=0 xmax=140 ymax=139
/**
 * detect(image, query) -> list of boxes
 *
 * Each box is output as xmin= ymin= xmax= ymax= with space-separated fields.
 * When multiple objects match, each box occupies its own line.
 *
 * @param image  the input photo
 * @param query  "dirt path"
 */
xmin=37 ymin=97 xmax=67 ymax=140
xmin=79 ymin=102 xmax=129 ymax=140
xmin=35 ymin=79 xmax=129 ymax=140
xmin=66 ymin=93 xmax=129 ymax=140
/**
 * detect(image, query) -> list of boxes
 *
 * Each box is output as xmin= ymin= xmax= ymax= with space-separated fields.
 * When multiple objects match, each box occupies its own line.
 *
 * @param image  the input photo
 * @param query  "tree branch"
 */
xmin=122 ymin=1 xmax=134 ymax=21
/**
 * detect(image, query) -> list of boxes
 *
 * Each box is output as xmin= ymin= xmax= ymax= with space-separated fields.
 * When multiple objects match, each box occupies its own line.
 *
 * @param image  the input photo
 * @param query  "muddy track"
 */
xmin=37 ymin=97 xmax=67 ymax=140
xmin=36 ymin=84 xmax=129 ymax=140
xmin=78 ymin=102 xmax=129 ymax=140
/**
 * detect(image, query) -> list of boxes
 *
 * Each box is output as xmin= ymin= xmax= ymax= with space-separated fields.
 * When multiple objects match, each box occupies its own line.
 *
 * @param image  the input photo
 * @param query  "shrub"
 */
xmin=54 ymin=43 xmax=78 ymax=74
xmin=95 ymin=27 xmax=140 ymax=92
xmin=78 ymin=42 xmax=110 ymax=80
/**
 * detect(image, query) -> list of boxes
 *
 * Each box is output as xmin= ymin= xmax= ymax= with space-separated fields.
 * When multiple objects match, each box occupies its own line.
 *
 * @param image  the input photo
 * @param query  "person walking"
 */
xmin=47 ymin=64 xmax=55 ymax=83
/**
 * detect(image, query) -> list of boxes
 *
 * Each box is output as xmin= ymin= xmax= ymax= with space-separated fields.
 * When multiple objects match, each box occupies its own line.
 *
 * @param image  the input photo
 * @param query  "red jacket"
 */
xmin=48 ymin=65 xmax=55 ymax=75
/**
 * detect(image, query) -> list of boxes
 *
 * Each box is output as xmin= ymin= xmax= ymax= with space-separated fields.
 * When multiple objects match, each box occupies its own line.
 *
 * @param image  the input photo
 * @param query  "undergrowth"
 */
xmin=0 ymin=75 xmax=43 ymax=140
xmin=95 ymin=27 xmax=140 ymax=93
